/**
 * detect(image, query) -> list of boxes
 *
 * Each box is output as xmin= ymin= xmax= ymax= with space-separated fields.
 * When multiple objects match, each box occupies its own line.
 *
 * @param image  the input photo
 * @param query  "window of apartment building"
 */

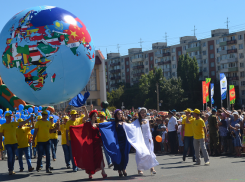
xmin=241 ymin=72 xmax=245 ymax=77
xmin=203 ymin=67 xmax=207 ymax=72
xmin=203 ymin=59 xmax=207 ymax=64
xmin=202 ymin=51 xmax=206 ymax=55
xmin=238 ymin=35 xmax=243 ymax=40
xmin=241 ymin=81 xmax=245 ymax=86
xmin=126 ymin=61 xmax=129 ymax=65
xmin=145 ymin=54 xmax=148 ymax=58
xmin=145 ymin=61 xmax=148 ymax=65
xmin=211 ymin=71 xmax=215 ymax=76
xmin=211 ymin=62 xmax=215 ymax=67
xmin=178 ymin=51 xmax=181 ymax=56
xmin=121 ymin=58 xmax=124 ymax=63
xmin=242 ymin=90 xmax=245 ymax=96
xmin=239 ymin=44 xmax=243 ymax=49
xmin=229 ymin=53 xmax=235 ymax=58
xmin=121 ymin=65 xmax=124 ymax=69
xmin=172 ymin=48 xmax=176 ymax=53
xmin=233 ymin=72 xmax=237 ymax=77
xmin=217 ymin=57 xmax=220 ymax=62
xmin=172 ymin=64 xmax=176 ymax=69
xmin=183 ymin=46 xmax=186 ymax=51
xmin=126 ymin=68 xmax=129 ymax=72
xmin=229 ymin=62 xmax=237 ymax=68
xmin=150 ymin=56 xmax=153 ymax=61
xmin=216 ymin=40 xmax=219 ymax=44
xmin=216 ymin=48 xmax=219 ymax=53
xmin=145 ymin=68 xmax=148 ymax=73
xmin=155 ymin=59 xmax=158 ymax=64
xmin=172 ymin=72 xmax=176 ymax=76
xmin=150 ymin=64 xmax=153 ymax=68
xmin=202 ymin=42 xmax=206 ymax=47
xmin=172 ymin=56 xmax=176 ymax=61
xmin=221 ymin=54 xmax=227 ymax=60
xmin=231 ymin=36 xmax=236 ymax=40
xmin=239 ymin=53 xmax=244 ymax=59
xmin=240 ymin=62 xmax=244 ymax=67
xmin=210 ymin=45 xmax=214 ymax=50
xmin=232 ymin=81 xmax=236 ymax=86
xmin=210 ymin=53 xmax=214 ymax=59
xmin=122 ymin=72 xmax=125 ymax=77
xmin=218 ymin=66 xmax=220 ymax=70
xmin=230 ymin=45 xmax=236 ymax=50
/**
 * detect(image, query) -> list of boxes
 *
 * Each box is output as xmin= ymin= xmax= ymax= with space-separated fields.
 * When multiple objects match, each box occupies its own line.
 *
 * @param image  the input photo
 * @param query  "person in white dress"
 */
xmin=123 ymin=107 xmax=158 ymax=175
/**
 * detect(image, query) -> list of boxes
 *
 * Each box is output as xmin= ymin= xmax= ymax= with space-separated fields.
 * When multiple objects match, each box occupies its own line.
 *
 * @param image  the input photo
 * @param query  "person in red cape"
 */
xmin=70 ymin=110 xmax=107 ymax=180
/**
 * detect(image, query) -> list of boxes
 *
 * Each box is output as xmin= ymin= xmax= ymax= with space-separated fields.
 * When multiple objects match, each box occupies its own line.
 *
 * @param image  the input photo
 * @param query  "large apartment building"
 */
xmin=105 ymin=29 xmax=245 ymax=104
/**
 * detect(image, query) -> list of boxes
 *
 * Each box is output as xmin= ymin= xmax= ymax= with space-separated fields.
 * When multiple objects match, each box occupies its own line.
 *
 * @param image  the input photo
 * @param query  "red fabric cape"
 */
xmin=70 ymin=122 xmax=104 ymax=174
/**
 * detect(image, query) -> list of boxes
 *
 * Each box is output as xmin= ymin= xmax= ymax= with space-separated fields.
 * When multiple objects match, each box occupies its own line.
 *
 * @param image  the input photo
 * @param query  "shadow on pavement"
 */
xmin=231 ymin=161 xmax=245 ymax=163
xmin=161 ymin=165 xmax=196 ymax=169
xmin=0 ymin=173 xmax=30 ymax=181
xmin=159 ymin=161 xmax=183 ymax=165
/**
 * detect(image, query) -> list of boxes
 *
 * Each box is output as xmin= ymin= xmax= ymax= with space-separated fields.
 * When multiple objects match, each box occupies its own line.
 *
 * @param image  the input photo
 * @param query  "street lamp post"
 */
xmin=156 ymin=83 xmax=159 ymax=112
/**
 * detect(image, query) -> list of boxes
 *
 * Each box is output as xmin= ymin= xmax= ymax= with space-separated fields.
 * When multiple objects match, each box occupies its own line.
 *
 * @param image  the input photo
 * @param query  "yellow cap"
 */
xmin=42 ymin=110 xmax=48 ymax=115
xmin=184 ymin=108 xmax=192 ymax=113
xmin=5 ymin=113 xmax=12 ymax=117
xmin=81 ymin=114 xmax=85 ymax=117
xmin=70 ymin=110 xmax=78 ymax=115
xmin=37 ymin=116 xmax=42 ymax=120
xmin=18 ymin=118 xmax=24 ymax=122
xmin=63 ymin=115 xmax=69 ymax=120
xmin=49 ymin=116 xmax=54 ymax=119
xmin=192 ymin=109 xmax=201 ymax=115
xmin=98 ymin=111 xmax=106 ymax=117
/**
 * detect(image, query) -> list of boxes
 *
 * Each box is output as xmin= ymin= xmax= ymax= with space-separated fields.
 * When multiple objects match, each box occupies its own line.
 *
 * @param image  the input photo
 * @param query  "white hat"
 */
xmin=235 ymin=123 xmax=240 ymax=127
xmin=161 ymin=126 xmax=167 ymax=129
xmin=232 ymin=111 xmax=239 ymax=116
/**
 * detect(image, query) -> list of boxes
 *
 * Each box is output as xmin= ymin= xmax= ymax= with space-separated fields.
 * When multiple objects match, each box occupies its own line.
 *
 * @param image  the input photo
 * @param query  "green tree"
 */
xmin=107 ymin=85 xmax=124 ymax=107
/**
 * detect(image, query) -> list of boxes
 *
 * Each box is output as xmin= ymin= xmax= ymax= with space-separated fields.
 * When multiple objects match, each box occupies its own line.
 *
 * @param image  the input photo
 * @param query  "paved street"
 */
xmin=1 ymin=136 xmax=245 ymax=182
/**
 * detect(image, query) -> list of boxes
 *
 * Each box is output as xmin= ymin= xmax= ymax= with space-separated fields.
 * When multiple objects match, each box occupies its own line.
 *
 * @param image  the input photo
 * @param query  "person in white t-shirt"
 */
xmin=168 ymin=110 xmax=178 ymax=154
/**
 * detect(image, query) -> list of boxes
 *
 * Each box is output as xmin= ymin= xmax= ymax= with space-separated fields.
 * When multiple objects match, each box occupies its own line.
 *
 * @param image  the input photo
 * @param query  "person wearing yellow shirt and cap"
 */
xmin=60 ymin=115 xmax=71 ymax=169
xmin=16 ymin=118 xmax=35 ymax=172
xmin=32 ymin=115 xmax=42 ymax=159
xmin=0 ymin=113 xmax=33 ymax=175
xmin=49 ymin=116 xmax=59 ymax=161
xmin=66 ymin=107 xmax=89 ymax=172
xmin=181 ymin=108 xmax=196 ymax=162
xmin=32 ymin=111 xmax=60 ymax=173
xmin=186 ymin=109 xmax=210 ymax=165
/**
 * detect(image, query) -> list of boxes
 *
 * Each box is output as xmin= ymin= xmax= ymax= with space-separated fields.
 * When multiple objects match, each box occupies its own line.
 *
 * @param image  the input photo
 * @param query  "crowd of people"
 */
xmin=0 ymin=105 xmax=244 ymax=179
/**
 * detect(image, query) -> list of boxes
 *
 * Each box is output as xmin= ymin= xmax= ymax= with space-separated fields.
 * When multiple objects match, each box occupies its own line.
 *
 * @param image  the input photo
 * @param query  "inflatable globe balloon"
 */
xmin=0 ymin=6 xmax=95 ymax=105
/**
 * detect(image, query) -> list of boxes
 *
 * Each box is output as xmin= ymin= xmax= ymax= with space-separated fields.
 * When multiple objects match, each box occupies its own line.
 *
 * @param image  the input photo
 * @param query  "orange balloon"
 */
xmin=156 ymin=135 xmax=162 ymax=142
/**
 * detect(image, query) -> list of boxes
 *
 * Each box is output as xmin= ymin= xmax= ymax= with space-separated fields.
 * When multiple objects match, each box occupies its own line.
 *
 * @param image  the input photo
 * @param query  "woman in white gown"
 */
xmin=123 ymin=107 xmax=158 ymax=175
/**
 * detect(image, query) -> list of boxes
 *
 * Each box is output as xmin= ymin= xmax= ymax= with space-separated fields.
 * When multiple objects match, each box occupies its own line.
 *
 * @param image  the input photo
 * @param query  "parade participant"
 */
xmin=0 ymin=113 xmax=33 ymax=175
xmin=181 ymin=109 xmax=196 ymax=162
xmin=208 ymin=109 xmax=219 ymax=156
xmin=186 ymin=109 xmax=210 ymax=165
xmin=16 ymin=118 xmax=35 ymax=172
xmin=168 ymin=110 xmax=178 ymax=154
xmin=70 ymin=110 xmax=107 ymax=180
xmin=66 ymin=107 xmax=88 ymax=172
xmin=32 ymin=111 xmax=60 ymax=173
xmin=123 ymin=107 xmax=158 ymax=175
xmin=49 ymin=116 xmax=58 ymax=161
xmin=98 ymin=109 xmax=131 ymax=177
xmin=98 ymin=111 xmax=113 ymax=168
xmin=60 ymin=115 xmax=71 ymax=168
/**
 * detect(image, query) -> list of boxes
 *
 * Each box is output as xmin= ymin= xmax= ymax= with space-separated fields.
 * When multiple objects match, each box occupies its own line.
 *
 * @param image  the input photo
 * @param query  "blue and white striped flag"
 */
xmin=220 ymin=73 xmax=227 ymax=100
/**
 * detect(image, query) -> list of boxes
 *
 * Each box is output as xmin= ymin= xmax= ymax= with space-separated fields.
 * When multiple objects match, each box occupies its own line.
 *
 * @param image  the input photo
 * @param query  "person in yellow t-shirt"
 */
xmin=66 ymin=107 xmax=89 ymax=172
xmin=181 ymin=108 xmax=196 ymax=162
xmin=186 ymin=109 xmax=209 ymax=166
xmin=0 ymin=124 xmax=4 ymax=161
xmin=32 ymin=115 xmax=42 ymax=159
xmin=60 ymin=115 xmax=71 ymax=169
xmin=49 ymin=116 xmax=58 ymax=161
xmin=16 ymin=118 xmax=35 ymax=172
xmin=32 ymin=111 xmax=60 ymax=173
xmin=0 ymin=113 xmax=33 ymax=175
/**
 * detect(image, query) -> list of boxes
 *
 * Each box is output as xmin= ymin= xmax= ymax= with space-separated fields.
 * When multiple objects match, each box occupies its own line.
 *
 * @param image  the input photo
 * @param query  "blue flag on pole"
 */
xmin=211 ymin=83 xmax=214 ymax=104
xmin=69 ymin=91 xmax=90 ymax=107
xmin=220 ymin=73 xmax=227 ymax=100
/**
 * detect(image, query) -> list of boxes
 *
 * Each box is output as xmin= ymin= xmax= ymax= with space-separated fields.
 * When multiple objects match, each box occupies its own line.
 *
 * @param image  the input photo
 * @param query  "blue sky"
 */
xmin=1 ymin=0 xmax=245 ymax=58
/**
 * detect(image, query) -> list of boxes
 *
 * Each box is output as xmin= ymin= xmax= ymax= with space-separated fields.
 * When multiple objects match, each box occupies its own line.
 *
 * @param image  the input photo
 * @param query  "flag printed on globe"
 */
xmin=0 ymin=6 xmax=95 ymax=105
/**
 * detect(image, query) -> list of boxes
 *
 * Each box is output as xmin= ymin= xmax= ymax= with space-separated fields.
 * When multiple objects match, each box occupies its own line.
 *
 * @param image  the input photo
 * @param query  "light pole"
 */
xmin=156 ymin=83 xmax=159 ymax=112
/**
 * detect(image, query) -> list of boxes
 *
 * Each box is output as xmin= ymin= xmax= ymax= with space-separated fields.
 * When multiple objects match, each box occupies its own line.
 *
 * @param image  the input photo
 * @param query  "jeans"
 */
xmin=183 ymin=136 xmax=196 ymax=161
xmin=103 ymin=146 xmax=112 ymax=165
xmin=33 ymin=147 xmax=36 ymax=157
xmin=29 ymin=143 xmax=32 ymax=159
xmin=168 ymin=131 xmax=178 ymax=154
xmin=62 ymin=144 xmax=71 ymax=167
xmin=37 ymin=140 xmax=51 ymax=171
xmin=68 ymin=141 xmax=78 ymax=171
xmin=50 ymin=139 xmax=58 ymax=160
xmin=5 ymin=143 xmax=18 ymax=172
xmin=193 ymin=138 xmax=209 ymax=164
xmin=18 ymin=147 xmax=32 ymax=170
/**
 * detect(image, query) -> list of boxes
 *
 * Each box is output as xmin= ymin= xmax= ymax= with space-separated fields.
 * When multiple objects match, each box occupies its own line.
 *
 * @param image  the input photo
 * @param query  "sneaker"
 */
xmin=9 ymin=171 xmax=16 ymax=175
xmin=20 ymin=169 xmax=24 ymax=172
xmin=50 ymin=167 xmax=54 ymax=170
xmin=46 ymin=169 xmax=52 ymax=173
xmin=28 ymin=167 xmax=34 ymax=172
xmin=194 ymin=162 xmax=200 ymax=165
xmin=53 ymin=159 xmax=56 ymax=161
xmin=183 ymin=156 xmax=186 ymax=162
xmin=73 ymin=168 xmax=78 ymax=172
xmin=108 ymin=163 xmax=113 ymax=168
xmin=205 ymin=161 xmax=210 ymax=165
xmin=67 ymin=165 xmax=71 ymax=169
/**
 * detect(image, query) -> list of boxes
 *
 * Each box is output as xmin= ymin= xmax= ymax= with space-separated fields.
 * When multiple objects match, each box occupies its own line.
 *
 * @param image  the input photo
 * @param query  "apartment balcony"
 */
xmin=110 ymin=69 xmax=121 ymax=74
xmin=162 ymin=52 xmax=171 ymax=57
xmin=132 ymin=57 xmax=143 ymax=63
xmin=115 ymin=76 xmax=121 ymax=80
xmin=219 ymin=41 xmax=227 ymax=46
xmin=164 ymin=68 xmax=171 ymax=72
xmin=227 ymin=40 xmax=237 ymax=45
xmin=193 ymin=55 xmax=202 ymax=59
xmin=227 ymin=76 xmax=239 ymax=81
xmin=110 ymin=62 xmax=120 ymax=67
xmin=186 ymin=46 xmax=201 ymax=53
xmin=228 ymin=67 xmax=238 ymax=72
xmin=158 ymin=61 xmax=164 ymax=65
xmin=155 ymin=53 xmax=163 ymax=58
xmin=133 ymin=65 xmax=144 ymax=70
xmin=227 ymin=49 xmax=237 ymax=54
xmin=221 ymin=57 xmax=238 ymax=64
xmin=219 ymin=50 xmax=227 ymax=55
xmin=133 ymin=72 xmax=144 ymax=77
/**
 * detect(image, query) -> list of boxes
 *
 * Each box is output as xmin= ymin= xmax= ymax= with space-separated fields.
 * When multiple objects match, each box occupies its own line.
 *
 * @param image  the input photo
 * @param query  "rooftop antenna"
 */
xmin=165 ymin=32 xmax=169 ymax=43
xmin=225 ymin=17 xmax=230 ymax=29
xmin=117 ymin=44 xmax=120 ymax=53
xmin=139 ymin=38 xmax=144 ymax=49
xmin=192 ymin=25 xmax=197 ymax=36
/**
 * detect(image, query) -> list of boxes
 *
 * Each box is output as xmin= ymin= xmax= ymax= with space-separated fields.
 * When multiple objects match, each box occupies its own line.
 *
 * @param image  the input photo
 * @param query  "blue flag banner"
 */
xmin=69 ymin=91 xmax=90 ymax=107
xmin=220 ymin=73 xmax=227 ymax=100
xmin=211 ymin=83 xmax=214 ymax=104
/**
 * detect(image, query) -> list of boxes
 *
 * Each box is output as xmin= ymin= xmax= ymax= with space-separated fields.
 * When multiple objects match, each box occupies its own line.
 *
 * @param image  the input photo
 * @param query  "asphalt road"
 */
xmin=1 ymin=136 xmax=245 ymax=182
